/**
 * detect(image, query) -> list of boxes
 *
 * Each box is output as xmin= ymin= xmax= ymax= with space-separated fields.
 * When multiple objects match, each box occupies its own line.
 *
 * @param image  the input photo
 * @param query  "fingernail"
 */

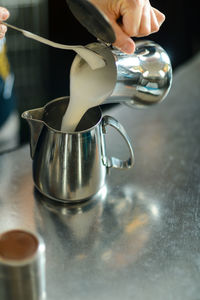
xmin=120 ymin=42 xmax=135 ymax=54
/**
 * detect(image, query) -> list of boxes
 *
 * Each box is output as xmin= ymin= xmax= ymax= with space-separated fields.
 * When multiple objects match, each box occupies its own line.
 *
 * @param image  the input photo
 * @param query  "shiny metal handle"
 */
xmin=102 ymin=115 xmax=135 ymax=169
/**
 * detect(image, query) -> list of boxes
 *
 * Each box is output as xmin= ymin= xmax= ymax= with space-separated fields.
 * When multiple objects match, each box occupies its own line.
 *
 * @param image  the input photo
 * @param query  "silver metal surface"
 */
xmin=1 ymin=53 xmax=200 ymax=299
xmin=0 ymin=230 xmax=46 ymax=300
xmin=22 ymin=97 xmax=134 ymax=202
xmin=107 ymin=40 xmax=172 ymax=107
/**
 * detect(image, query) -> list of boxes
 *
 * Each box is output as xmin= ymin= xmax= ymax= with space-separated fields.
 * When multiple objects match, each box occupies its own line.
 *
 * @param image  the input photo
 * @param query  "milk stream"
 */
xmin=24 ymin=32 xmax=108 ymax=131
xmin=61 ymin=45 xmax=116 ymax=132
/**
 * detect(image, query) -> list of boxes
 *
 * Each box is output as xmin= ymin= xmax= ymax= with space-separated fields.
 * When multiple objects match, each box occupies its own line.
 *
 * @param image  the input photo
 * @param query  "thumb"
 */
xmin=111 ymin=20 xmax=135 ymax=54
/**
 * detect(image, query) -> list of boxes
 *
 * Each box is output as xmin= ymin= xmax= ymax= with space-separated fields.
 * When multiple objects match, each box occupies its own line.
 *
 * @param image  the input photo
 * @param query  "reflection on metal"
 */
xmin=22 ymin=97 xmax=134 ymax=202
xmin=35 ymin=181 xmax=158 ymax=267
xmin=107 ymin=40 xmax=172 ymax=107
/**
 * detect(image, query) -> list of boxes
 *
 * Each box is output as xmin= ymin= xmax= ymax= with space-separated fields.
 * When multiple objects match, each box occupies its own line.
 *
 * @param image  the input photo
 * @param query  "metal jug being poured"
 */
xmin=66 ymin=0 xmax=172 ymax=108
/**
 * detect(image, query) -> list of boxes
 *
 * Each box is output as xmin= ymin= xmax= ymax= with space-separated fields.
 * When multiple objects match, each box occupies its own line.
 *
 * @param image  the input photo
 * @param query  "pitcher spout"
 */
xmin=22 ymin=107 xmax=44 ymax=159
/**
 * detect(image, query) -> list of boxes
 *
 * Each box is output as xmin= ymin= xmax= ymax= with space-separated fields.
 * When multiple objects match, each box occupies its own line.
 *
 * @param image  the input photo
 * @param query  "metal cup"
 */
xmin=0 ymin=229 xmax=46 ymax=300
xmin=85 ymin=41 xmax=172 ymax=108
xmin=22 ymin=97 xmax=134 ymax=203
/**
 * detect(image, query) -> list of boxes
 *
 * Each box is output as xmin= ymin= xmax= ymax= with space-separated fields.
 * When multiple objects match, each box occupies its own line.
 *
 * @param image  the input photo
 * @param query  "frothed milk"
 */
xmin=61 ymin=43 xmax=116 ymax=132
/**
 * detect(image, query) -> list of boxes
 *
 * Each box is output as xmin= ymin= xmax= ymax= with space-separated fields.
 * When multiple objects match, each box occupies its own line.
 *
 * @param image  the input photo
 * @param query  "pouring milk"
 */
xmin=61 ymin=43 xmax=116 ymax=132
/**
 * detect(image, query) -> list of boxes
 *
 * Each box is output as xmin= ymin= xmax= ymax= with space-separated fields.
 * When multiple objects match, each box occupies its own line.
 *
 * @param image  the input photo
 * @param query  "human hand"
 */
xmin=90 ymin=0 xmax=165 ymax=54
xmin=0 ymin=7 xmax=9 ymax=39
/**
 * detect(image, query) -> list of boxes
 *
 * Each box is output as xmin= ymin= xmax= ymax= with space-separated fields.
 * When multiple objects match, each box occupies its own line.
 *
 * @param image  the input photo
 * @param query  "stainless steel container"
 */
xmin=22 ymin=97 xmax=134 ymax=203
xmin=108 ymin=40 xmax=172 ymax=107
xmin=0 ymin=229 xmax=46 ymax=300
xmin=67 ymin=0 xmax=172 ymax=108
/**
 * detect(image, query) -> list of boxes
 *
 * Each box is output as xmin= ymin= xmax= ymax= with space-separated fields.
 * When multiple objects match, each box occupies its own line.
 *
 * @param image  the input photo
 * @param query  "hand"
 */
xmin=90 ymin=0 xmax=165 ymax=54
xmin=0 ymin=7 xmax=9 ymax=39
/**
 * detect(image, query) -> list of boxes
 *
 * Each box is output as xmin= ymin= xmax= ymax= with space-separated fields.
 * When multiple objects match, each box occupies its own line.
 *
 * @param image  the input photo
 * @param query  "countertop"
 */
xmin=1 ymin=53 xmax=200 ymax=300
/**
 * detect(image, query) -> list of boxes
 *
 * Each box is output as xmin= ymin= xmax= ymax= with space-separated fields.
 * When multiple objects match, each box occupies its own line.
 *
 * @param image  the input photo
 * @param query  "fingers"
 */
xmin=152 ymin=7 xmax=165 ymax=26
xmin=150 ymin=7 xmax=159 ymax=33
xmin=121 ymin=0 xmax=143 ymax=37
xmin=89 ymin=0 xmax=165 ymax=54
xmin=0 ymin=7 xmax=9 ymax=21
xmin=0 ymin=7 xmax=9 ymax=39
xmin=89 ymin=0 xmax=136 ymax=54
xmin=123 ymin=3 xmax=165 ymax=38
xmin=137 ymin=1 xmax=151 ymax=37
xmin=136 ymin=5 xmax=159 ymax=37
xmin=0 ymin=24 xmax=7 ymax=39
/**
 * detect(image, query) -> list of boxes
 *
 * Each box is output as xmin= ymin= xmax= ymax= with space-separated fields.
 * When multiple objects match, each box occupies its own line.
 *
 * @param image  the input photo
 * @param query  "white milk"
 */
xmin=61 ymin=44 xmax=116 ymax=132
xmin=75 ymin=48 xmax=106 ymax=70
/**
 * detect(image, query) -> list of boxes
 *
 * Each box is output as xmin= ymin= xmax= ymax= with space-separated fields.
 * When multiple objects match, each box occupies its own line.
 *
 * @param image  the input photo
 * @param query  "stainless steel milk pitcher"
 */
xmin=67 ymin=0 xmax=172 ymax=108
xmin=108 ymin=40 xmax=172 ymax=107
xmin=22 ymin=97 xmax=134 ymax=203
xmin=82 ymin=40 xmax=172 ymax=108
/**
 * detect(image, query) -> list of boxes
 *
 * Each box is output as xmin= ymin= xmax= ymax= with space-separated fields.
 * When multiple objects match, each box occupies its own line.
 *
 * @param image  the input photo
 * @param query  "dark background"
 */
xmin=48 ymin=0 xmax=200 ymax=92
xmin=4 ymin=0 xmax=200 ymax=144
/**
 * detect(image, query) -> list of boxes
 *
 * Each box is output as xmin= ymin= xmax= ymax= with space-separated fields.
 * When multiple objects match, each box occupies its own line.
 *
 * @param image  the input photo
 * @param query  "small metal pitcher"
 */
xmin=22 ymin=97 xmax=134 ymax=203
xmin=67 ymin=0 xmax=172 ymax=108
xmin=83 ymin=40 xmax=172 ymax=108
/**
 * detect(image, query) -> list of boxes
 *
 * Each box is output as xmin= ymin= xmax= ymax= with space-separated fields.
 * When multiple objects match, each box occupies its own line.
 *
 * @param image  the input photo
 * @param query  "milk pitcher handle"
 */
xmin=102 ymin=115 xmax=135 ymax=169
